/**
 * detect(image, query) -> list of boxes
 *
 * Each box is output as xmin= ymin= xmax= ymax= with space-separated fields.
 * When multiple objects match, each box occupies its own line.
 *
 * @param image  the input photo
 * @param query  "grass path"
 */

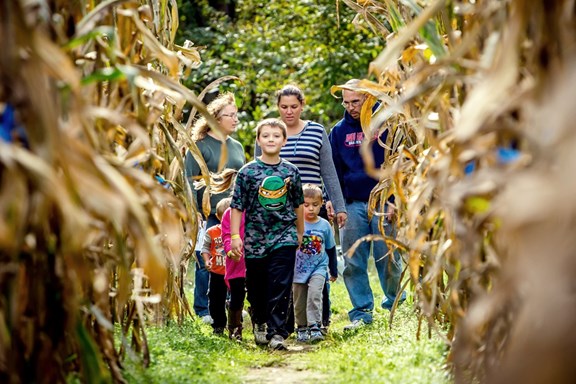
xmin=123 ymin=273 xmax=451 ymax=383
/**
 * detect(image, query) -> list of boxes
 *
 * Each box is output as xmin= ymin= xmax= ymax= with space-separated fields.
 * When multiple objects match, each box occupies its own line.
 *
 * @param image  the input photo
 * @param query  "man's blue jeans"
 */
xmin=193 ymin=213 xmax=219 ymax=317
xmin=341 ymin=201 xmax=405 ymax=323
xmin=193 ymin=250 xmax=210 ymax=317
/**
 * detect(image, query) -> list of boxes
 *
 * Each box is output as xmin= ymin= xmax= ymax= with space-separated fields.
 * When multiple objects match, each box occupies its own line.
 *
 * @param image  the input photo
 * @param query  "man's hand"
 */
xmin=336 ymin=212 xmax=347 ymax=229
xmin=385 ymin=204 xmax=396 ymax=222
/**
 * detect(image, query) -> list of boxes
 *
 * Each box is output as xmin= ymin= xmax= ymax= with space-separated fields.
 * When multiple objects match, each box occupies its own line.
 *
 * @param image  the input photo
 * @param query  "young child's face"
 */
xmin=257 ymin=125 xmax=287 ymax=156
xmin=303 ymin=195 xmax=322 ymax=221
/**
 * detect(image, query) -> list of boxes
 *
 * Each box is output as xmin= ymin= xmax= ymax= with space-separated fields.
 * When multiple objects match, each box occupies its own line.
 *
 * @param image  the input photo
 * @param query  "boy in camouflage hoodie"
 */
xmin=229 ymin=118 xmax=304 ymax=351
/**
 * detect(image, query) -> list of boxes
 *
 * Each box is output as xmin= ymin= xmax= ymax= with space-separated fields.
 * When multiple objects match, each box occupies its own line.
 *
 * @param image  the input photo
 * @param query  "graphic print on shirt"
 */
xmin=344 ymin=132 xmax=364 ymax=147
xmin=300 ymin=234 xmax=322 ymax=256
xmin=213 ymin=236 xmax=225 ymax=267
xmin=295 ymin=231 xmax=325 ymax=278
xmin=258 ymin=175 xmax=290 ymax=211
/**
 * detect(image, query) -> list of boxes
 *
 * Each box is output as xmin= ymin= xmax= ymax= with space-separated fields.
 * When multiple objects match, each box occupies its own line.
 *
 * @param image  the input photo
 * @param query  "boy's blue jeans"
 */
xmin=340 ymin=201 xmax=405 ymax=323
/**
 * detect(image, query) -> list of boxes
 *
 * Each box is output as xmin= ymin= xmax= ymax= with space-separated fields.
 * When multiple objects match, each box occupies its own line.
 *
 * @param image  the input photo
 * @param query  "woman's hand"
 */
xmin=326 ymin=200 xmax=335 ymax=221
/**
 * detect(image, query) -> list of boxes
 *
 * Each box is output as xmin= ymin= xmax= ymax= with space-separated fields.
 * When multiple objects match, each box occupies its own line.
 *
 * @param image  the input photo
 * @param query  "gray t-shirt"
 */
xmin=185 ymin=134 xmax=245 ymax=216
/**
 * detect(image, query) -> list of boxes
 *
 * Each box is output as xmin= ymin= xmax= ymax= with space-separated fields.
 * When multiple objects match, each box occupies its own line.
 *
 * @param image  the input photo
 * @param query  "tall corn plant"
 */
xmin=340 ymin=0 xmax=576 ymax=382
xmin=0 ymin=0 xmax=215 ymax=382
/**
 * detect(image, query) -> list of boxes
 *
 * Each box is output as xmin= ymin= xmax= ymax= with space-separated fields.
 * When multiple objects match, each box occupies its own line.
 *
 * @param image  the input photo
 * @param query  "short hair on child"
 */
xmin=255 ymin=118 xmax=287 ymax=139
xmin=303 ymin=183 xmax=323 ymax=201
xmin=216 ymin=197 xmax=232 ymax=220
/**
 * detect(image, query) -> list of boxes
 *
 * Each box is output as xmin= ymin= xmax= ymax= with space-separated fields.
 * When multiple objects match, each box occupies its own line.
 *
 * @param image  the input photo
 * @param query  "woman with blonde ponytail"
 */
xmin=185 ymin=93 xmax=246 ymax=323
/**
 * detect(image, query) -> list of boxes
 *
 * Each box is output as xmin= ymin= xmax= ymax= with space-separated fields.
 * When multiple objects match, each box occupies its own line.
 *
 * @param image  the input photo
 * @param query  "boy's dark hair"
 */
xmin=256 ymin=118 xmax=287 ymax=139
xmin=303 ymin=183 xmax=323 ymax=201
xmin=276 ymin=84 xmax=305 ymax=105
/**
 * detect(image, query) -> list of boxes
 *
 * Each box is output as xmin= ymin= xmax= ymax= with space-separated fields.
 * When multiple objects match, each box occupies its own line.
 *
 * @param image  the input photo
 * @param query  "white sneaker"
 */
xmin=200 ymin=315 xmax=213 ymax=325
xmin=343 ymin=319 xmax=366 ymax=331
xmin=268 ymin=334 xmax=287 ymax=350
xmin=253 ymin=323 xmax=268 ymax=345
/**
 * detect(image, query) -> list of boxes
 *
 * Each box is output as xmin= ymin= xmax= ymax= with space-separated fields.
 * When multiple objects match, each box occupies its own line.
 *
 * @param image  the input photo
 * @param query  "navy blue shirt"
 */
xmin=329 ymin=108 xmax=387 ymax=202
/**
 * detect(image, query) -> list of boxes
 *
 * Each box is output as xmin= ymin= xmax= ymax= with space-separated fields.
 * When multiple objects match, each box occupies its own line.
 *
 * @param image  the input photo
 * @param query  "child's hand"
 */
xmin=330 ymin=275 xmax=337 ymax=283
xmin=205 ymin=260 xmax=213 ymax=271
xmin=227 ymin=249 xmax=242 ymax=262
xmin=230 ymin=238 xmax=243 ymax=261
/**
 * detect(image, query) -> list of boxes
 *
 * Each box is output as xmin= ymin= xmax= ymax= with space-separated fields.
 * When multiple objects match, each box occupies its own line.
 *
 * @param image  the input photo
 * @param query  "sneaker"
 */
xmin=253 ymin=323 xmax=268 ymax=345
xmin=213 ymin=327 xmax=225 ymax=335
xmin=343 ymin=319 xmax=366 ymax=331
xmin=229 ymin=327 xmax=243 ymax=341
xmin=309 ymin=329 xmax=324 ymax=343
xmin=381 ymin=291 xmax=407 ymax=310
xmin=320 ymin=326 xmax=328 ymax=336
xmin=200 ymin=315 xmax=213 ymax=325
xmin=296 ymin=327 xmax=310 ymax=343
xmin=268 ymin=334 xmax=287 ymax=351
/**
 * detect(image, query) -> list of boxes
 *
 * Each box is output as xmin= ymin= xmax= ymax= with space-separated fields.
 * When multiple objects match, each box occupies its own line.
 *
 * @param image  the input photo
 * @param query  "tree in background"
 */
xmin=177 ymin=0 xmax=383 ymax=156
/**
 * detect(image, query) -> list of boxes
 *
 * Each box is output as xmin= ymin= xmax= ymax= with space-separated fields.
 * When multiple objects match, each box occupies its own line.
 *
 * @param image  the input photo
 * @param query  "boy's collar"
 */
xmin=256 ymin=156 xmax=282 ymax=166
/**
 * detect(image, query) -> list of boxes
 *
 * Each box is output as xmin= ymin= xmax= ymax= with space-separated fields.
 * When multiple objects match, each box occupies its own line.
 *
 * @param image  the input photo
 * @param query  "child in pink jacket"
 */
xmin=221 ymin=202 xmax=246 ymax=341
xmin=195 ymin=168 xmax=246 ymax=340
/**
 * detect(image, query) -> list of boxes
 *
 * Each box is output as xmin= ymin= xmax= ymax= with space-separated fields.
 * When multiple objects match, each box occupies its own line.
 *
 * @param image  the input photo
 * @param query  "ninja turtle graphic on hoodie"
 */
xmin=230 ymin=158 xmax=304 ymax=259
xmin=258 ymin=176 xmax=291 ymax=210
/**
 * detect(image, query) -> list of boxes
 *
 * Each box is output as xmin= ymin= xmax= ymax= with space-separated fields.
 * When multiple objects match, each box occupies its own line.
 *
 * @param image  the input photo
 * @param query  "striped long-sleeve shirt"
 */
xmin=255 ymin=121 xmax=346 ymax=214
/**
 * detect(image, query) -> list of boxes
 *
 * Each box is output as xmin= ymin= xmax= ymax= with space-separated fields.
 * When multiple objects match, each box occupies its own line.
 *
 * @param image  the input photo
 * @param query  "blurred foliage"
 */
xmin=335 ymin=0 xmax=576 ymax=383
xmin=0 ymin=0 xmax=209 ymax=382
xmin=3 ymin=0 xmax=576 ymax=382
xmin=176 ymin=0 xmax=384 ymax=157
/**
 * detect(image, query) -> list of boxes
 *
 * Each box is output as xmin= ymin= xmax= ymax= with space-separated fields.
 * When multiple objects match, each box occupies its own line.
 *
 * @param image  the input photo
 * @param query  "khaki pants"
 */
xmin=293 ymin=274 xmax=326 ymax=327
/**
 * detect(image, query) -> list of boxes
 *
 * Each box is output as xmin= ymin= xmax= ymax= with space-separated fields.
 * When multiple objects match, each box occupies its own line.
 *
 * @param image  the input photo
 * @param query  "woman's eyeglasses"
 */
xmin=220 ymin=112 xmax=238 ymax=119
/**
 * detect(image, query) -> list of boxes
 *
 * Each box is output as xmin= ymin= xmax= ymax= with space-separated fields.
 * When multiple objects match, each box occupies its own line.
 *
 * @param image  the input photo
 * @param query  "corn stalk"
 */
xmin=341 ymin=0 xmax=576 ymax=382
xmin=0 ymin=0 xmax=218 ymax=382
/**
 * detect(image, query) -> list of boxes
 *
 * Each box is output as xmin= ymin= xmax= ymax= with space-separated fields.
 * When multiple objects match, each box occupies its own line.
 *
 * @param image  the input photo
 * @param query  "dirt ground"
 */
xmin=242 ymin=343 xmax=328 ymax=384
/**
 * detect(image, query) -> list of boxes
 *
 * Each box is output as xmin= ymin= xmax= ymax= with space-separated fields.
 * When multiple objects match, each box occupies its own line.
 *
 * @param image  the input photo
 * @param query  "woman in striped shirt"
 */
xmin=255 ymin=84 xmax=347 ymax=228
